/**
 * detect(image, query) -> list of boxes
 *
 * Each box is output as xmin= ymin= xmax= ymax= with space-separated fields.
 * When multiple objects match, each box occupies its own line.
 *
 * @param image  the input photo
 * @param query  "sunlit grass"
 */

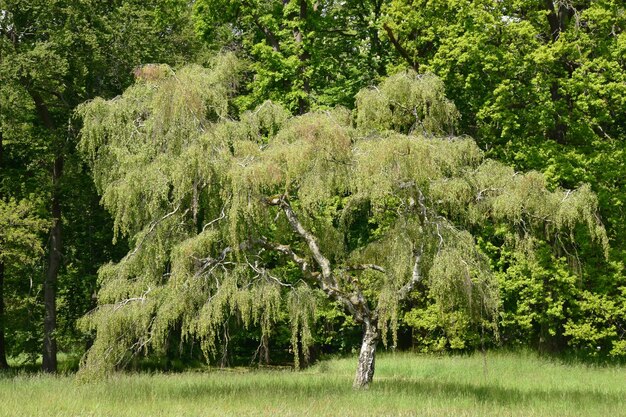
xmin=1 ymin=351 xmax=624 ymax=416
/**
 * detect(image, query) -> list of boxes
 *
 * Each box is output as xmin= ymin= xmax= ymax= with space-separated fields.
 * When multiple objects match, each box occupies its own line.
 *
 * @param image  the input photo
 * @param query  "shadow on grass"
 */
xmin=97 ymin=372 xmax=621 ymax=410
xmin=480 ymin=347 xmax=626 ymax=368
xmin=0 ymin=354 xmax=81 ymax=378
xmin=373 ymin=377 xmax=621 ymax=408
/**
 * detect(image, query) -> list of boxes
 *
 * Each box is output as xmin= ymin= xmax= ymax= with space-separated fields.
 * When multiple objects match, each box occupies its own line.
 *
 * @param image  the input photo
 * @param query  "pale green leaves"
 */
xmin=355 ymin=71 xmax=460 ymax=135
xmin=78 ymin=56 xmax=242 ymax=241
xmin=77 ymin=59 xmax=609 ymax=376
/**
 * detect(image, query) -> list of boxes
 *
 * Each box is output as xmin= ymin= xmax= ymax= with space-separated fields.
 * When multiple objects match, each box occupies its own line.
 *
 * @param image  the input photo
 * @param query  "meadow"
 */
xmin=1 ymin=352 xmax=624 ymax=417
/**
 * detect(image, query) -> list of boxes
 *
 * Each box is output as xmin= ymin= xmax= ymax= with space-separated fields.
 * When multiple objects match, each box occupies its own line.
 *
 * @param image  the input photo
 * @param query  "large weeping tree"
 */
xmin=77 ymin=55 xmax=608 ymax=388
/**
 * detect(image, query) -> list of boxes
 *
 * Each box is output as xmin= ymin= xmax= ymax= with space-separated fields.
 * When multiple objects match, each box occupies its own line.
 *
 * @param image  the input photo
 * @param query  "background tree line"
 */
xmin=0 ymin=0 xmax=624 ymax=373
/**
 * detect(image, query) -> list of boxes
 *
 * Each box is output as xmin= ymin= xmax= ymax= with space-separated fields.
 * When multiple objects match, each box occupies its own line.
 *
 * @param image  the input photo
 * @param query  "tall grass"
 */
xmin=1 ymin=351 xmax=624 ymax=416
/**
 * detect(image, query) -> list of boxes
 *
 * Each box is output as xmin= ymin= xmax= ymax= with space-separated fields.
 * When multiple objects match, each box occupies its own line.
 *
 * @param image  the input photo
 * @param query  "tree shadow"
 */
xmin=112 ymin=371 xmax=622 ymax=410
xmin=373 ymin=377 xmax=622 ymax=408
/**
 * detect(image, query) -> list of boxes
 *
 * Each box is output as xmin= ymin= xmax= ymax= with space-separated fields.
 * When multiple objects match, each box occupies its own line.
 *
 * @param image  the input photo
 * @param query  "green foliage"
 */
xmin=76 ymin=60 xmax=606 ymax=378
xmin=1 ymin=0 xmax=623 ymax=371
xmin=0 ymin=199 xmax=48 ymax=265
xmin=0 ymin=0 xmax=201 ymax=365
xmin=355 ymin=71 xmax=459 ymax=135
xmin=497 ymin=250 xmax=580 ymax=349
xmin=0 ymin=199 xmax=49 ymax=362
xmin=192 ymin=0 xmax=393 ymax=112
xmin=564 ymin=286 xmax=626 ymax=358
xmin=404 ymin=303 xmax=482 ymax=352
xmin=381 ymin=0 xmax=625 ymax=355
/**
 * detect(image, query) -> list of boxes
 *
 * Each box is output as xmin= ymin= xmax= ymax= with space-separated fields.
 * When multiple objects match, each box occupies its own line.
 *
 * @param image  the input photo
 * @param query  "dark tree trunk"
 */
xmin=42 ymin=155 xmax=63 ymax=373
xmin=220 ymin=321 xmax=230 ymax=368
xmin=0 ymin=261 xmax=8 ymax=369
xmin=28 ymin=90 xmax=62 ymax=373
xmin=353 ymin=321 xmax=378 ymax=389
xmin=542 ymin=0 xmax=575 ymax=144
xmin=261 ymin=334 xmax=270 ymax=365
xmin=296 ymin=0 xmax=310 ymax=114
xmin=0 ymin=131 xmax=8 ymax=370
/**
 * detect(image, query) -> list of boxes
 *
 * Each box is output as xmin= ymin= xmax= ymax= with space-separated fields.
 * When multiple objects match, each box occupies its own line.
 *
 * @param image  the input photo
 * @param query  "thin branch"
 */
xmin=259 ymin=237 xmax=315 ymax=277
xmin=194 ymin=245 xmax=235 ymax=278
xmin=382 ymin=23 xmax=419 ymax=72
xmin=245 ymin=255 xmax=295 ymax=288
xmin=202 ymin=205 xmax=227 ymax=231
xmin=344 ymin=264 xmax=386 ymax=273
xmin=127 ymin=205 xmax=181 ymax=258
xmin=112 ymin=287 xmax=152 ymax=312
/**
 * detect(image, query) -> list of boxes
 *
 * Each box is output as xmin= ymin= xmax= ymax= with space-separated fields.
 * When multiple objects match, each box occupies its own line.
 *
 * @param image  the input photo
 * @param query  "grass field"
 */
xmin=1 ymin=351 xmax=625 ymax=416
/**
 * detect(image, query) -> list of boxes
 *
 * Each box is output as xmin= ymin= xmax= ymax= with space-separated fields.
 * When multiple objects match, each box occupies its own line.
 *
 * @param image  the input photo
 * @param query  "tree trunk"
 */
xmin=543 ymin=0 xmax=575 ymax=145
xmin=0 ymin=261 xmax=8 ymax=369
xmin=261 ymin=333 xmax=270 ymax=365
xmin=42 ymin=155 xmax=63 ymax=373
xmin=383 ymin=23 xmax=419 ymax=73
xmin=353 ymin=322 xmax=378 ymax=389
xmin=0 ymin=131 xmax=7 ymax=370
xmin=294 ymin=0 xmax=310 ymax=114
xmin=28 ymin=90 xmax=62 ymax=373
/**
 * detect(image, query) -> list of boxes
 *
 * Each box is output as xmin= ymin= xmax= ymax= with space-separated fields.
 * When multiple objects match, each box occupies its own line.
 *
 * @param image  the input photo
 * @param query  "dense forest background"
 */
xmin=0 ymin=0 xmax=624 ymax=373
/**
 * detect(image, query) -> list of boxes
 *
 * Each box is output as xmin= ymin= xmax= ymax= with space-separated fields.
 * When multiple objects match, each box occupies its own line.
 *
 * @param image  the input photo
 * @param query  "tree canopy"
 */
xmin=1 ymin=0 xmax=624 ymax=382
xmin=77 ymin=58 xmax=607 ymax=386
xmin=0 ymin=0 xmax=200 ymax=371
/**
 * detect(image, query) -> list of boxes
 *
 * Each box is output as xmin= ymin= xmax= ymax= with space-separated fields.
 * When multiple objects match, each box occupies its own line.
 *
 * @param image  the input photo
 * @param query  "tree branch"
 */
xmin=259 ymin=237 xmax=315 ymax=277
xmin=244 ymin=253 xmax=296 ymax=288
xmin=126 ymin=205 xmax=182 ymax=258
xmin=255 ymin=20 xmax=281 ymax=52
xmin=111 ymin=287 xmax=152 ymax=312
xmin=202 ymin=205 xmax=226 ymax=231
xmin=194 ymin=244 xmax=236 ymax=278
xmin=398 ymin=244 xmax=424 ymax=301
xmin=344 ymin=264 xmax=386 ymax=273
xmin=241 ymin=0 xmax=281 ymax=51
xmin=265 ymin=195 xmax=371 ymax=322
xmin=382 ymin=23 xmax=419 ymax=72
xmin=266 ymin=196 xmax=334 ymax=284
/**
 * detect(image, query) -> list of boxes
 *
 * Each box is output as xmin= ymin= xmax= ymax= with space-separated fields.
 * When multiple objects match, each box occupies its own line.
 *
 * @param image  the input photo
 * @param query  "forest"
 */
xmin=1 ymin=0 xmax=625 ymax=409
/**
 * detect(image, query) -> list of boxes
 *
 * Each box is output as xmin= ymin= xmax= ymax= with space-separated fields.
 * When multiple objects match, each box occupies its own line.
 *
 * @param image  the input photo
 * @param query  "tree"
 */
xmin=0 ymin=199 xmax=48 ymax=368
xmin=381 ymin=0 xmax=626 ymax=354
xmin=77 ymin=58 xmax=607 ymax=387
xmin=193 ymin=0 xmax=392 ymax=112
xmin=0 ymin=0 xmax=199 ymax=371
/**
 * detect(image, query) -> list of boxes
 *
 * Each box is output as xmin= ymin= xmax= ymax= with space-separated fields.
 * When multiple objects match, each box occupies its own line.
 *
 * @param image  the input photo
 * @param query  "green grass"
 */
xmin=1 ymin=351 xmax=625 ymax=416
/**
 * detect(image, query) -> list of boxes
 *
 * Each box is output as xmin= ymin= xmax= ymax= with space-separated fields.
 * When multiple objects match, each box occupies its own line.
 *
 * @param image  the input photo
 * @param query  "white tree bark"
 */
xmin=353 ymin=320 xmax=378 ymax=389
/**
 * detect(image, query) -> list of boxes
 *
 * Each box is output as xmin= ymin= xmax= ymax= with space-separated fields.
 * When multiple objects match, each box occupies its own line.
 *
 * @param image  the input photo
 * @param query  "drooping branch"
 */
xmin=202 ymin=204 xmax=226 ymax=231
xmin=127 ymin=204 xmax=182 ymax=258
xmin=112 ymin=287 xmax=152 ymax=311
xmin=243 ymin=252 xmax=296 ymax=288
xmin=194 ymin=244 xmax=235 ymax=278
